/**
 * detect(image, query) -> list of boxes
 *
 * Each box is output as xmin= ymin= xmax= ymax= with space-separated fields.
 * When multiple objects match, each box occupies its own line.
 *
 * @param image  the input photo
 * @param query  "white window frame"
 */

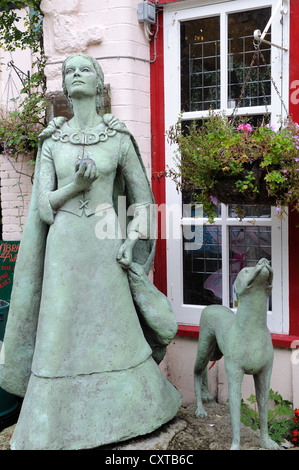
xmin=164 ymin=0 xmax=290 ymax=334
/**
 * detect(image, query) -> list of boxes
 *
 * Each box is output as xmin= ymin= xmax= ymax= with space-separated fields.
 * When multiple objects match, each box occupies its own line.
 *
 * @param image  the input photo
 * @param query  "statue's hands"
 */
xmin=74 ymin=159 xmax=99 ymax=192
xmin=48 ymin=159 xmax=99 ymax=212
xmin=117 ymin=233 xmax=139 ymax=269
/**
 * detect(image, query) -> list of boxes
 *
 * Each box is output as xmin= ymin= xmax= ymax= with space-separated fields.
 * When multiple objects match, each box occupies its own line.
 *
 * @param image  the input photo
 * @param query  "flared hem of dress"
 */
xmin=10 ymin=357 xmax=182 ymax=450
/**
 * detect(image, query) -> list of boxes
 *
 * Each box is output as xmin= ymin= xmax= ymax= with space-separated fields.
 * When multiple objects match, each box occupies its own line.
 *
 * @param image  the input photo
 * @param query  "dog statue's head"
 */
xmin=234 ymin=258 xmax=273 ymax=299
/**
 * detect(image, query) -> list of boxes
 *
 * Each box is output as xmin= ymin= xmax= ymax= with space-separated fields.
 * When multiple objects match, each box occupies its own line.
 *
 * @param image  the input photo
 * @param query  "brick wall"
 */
xmin=0 ymin=154 xmax=34 ymax=241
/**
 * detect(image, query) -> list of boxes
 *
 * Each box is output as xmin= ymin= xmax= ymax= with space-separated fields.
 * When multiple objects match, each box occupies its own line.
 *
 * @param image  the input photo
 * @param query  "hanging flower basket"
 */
xmin=165 ymin=111 xmax=299 ymax=222
xmin=211 ymin=159 xmax=278 ymax=205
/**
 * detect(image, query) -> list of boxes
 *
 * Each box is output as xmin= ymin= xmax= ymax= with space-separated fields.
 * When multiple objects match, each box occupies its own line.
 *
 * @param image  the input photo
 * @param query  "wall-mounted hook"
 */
xmin=252 ymin=0 xmax=288 ymax=52
xmin=253 ymin=29 xmax=288 ymax=52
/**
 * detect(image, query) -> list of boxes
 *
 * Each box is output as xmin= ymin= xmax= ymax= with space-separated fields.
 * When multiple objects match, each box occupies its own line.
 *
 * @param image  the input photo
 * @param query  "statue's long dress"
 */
xmin=4 ymin=118 xmax=181 ymax=450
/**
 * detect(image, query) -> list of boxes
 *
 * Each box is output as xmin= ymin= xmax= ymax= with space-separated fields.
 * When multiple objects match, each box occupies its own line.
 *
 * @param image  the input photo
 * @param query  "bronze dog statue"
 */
xmin=194 ymin=258 xmax=279 ymax=450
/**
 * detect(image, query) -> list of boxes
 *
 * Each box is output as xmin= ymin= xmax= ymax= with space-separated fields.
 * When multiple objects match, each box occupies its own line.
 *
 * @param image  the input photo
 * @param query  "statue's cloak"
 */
xmin=0 ymin=115 xmax=177 ymax=397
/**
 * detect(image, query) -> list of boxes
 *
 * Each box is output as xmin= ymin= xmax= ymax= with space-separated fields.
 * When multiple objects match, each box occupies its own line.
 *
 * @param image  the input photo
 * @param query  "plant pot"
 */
xmin=211 ymin=159 xmax=277 ymax=205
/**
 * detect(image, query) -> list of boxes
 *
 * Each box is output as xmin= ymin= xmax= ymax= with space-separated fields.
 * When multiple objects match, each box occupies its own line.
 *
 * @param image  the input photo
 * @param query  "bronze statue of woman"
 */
xmin=0 ymin=54 xmax=181 ymax=450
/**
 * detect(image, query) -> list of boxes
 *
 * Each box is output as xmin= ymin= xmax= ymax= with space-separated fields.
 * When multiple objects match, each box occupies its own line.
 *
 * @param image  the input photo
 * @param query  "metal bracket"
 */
xmin=253 ymin=0 xmax=288 ymax=52
xmin=7 ymin=60 xmax=30 ymax=87
xmin=253 ymin=29 xmax=288 ymax=52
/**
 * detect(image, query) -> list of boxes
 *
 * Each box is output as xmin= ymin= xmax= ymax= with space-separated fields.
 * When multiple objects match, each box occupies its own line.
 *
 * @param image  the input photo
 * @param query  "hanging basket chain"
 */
xmin=258 ymin=48 xmax=293 ymax=123
xmin=230 ymin=49 xmax=259 ymax=124
xmin=257 ymin=47 xmax=269 ymax=118
xmin=230 ymin=40 xmax=291 ymax=125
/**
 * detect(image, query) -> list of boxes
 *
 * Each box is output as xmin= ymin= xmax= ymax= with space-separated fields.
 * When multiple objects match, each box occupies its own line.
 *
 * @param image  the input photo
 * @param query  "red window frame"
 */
xmin=150 ymin=1 xmax=299 ymax=347
xmin=157 ymin=0 xmax=181 ymax=4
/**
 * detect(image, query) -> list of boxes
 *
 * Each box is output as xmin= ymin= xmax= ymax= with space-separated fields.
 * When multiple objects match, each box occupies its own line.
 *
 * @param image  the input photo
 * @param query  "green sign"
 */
xmin=0 ymin=241 xmax=20 ymax=302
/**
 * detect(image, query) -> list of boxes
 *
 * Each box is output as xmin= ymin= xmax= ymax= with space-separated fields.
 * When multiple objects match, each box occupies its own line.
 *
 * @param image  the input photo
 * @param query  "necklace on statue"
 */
xmin=75 ymin=132 xmax=96 ymax=170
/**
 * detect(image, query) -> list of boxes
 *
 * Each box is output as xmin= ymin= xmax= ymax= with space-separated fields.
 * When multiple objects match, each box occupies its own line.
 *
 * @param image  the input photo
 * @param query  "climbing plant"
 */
xmin=0 ymin=1 xmax=45 ymax=234
xmin=0 ymin=0 xmax=46 ymax=161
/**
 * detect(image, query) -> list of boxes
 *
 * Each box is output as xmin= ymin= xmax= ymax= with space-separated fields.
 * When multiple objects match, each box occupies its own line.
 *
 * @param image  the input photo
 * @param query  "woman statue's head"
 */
xmin=62 ymin=54 xmax=105 ymax=114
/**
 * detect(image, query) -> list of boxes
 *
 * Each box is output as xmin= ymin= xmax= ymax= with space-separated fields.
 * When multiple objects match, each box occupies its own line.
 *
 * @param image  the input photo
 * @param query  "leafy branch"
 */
xmin=0 ymin=1 xmax=46 ymax=162
xmin=0 ymin=1 xmax=45 ymax=232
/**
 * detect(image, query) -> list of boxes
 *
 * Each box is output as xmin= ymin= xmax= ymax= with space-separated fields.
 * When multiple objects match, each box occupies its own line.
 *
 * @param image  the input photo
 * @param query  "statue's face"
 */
xmin=64 ymin=55 xmax=97 ymax=99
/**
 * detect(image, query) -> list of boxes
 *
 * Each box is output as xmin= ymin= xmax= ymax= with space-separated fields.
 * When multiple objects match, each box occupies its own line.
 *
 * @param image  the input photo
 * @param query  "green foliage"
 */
xmin=166 ymin=111 xmax=299 ymax=222
xmin=241 ymin=389 xmax=299 ymax=446
xmin=0 ymin=1 xmax=46 ymax=161
xmin=0 ymin=1 xmax=42 ymax=53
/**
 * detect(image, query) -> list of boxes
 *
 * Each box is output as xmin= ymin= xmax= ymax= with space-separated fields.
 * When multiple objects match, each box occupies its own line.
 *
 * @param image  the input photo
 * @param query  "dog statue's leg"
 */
xmin=226 ymin=363 xmax=244 ymax=450
xmin=194 ymin=369 xmax=208 ymax=418
xmin=194 ymin=332 xmax=215 ymax=418
xmin=254 ymin=368 xmax=280 ymax=450
xmin=202 ymin=367 xmax=214 ymax=404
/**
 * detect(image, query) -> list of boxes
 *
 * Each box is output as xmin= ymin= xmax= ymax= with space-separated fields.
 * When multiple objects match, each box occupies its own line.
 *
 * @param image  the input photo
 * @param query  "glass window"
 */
xmin=229 ymin=225 xmax=271 ymax=308
xmin=228 ymin=8 xmax=271 ymax=108
xmin=164 ymin=0 xmax=288 ymax=333
xmin=182 ymin=205 xmax=272 ymax=310
xmin=183 ymin=225 xmax=222 ymax=306
xmin=181 ymin=17 xmax=220 ymax=112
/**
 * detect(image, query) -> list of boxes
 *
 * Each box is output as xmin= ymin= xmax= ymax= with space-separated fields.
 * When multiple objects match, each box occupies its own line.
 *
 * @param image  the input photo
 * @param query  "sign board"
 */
xmin=0 ymin=241 xmax=20 ymax=302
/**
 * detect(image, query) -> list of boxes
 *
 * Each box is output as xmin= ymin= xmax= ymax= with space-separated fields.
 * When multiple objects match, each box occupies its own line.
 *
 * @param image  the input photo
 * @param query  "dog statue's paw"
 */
xmin=202 ymin=389 xmax=214 ymax=404
xmin=260 ymin=435 xmax=280 ymax=450
xmin=195 ymin=406 xmax=208 ymax=418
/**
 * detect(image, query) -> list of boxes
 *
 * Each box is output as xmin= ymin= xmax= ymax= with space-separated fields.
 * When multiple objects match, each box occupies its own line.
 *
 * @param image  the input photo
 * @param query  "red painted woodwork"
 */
xmin=157 ymin=0 xmax=181 ymax=4
xmin=288 ymin=0 xmax=299 ymax=336
xmin=150 ymin=11 xmax=167 ymax=296
xmin=177 ymin=325 xmax=299 ymax=348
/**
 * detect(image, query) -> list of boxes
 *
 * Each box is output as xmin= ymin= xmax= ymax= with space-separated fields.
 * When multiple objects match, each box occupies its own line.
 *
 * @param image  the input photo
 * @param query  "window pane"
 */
xmin=228 ymin=204 xmax=271 ymax=218
xmin=183 ymin=225 xmax=222 ymax=305
xmin=228 ymin=7 xmax=271 ymax=108
xmin=181 ymin=17 xmax=220 ymax=112
xmin=229 ymin=226 xmax=271 ymax=308
xmin=183 ymin=224 xmax=272 ymax=308
xmin=182 ymin=189 xmax=221 ymax=218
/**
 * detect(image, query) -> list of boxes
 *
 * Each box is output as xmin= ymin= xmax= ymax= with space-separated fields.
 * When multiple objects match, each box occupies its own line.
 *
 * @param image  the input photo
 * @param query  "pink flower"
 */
xmin=237 ymin=123 xmax=253 ymax=133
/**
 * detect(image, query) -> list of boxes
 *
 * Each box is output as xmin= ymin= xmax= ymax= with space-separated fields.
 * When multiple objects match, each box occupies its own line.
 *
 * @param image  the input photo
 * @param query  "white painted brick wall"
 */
xmin=0 ymin=154 xmax=34 ymax=240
